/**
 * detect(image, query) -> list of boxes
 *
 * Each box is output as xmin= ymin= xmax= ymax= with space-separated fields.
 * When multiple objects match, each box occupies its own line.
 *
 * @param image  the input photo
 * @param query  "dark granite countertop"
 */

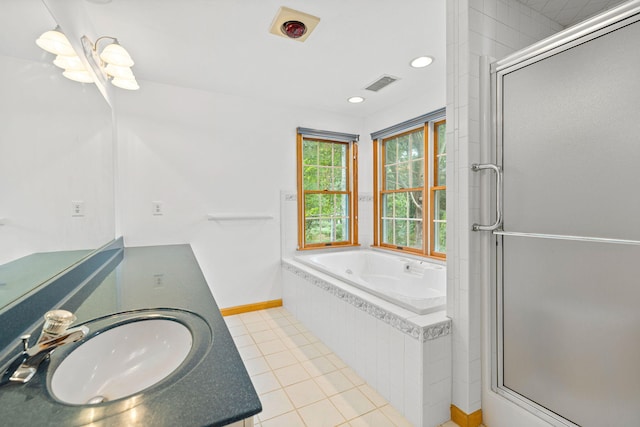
xmin=0 ymin=244 xmax=262 ymax=426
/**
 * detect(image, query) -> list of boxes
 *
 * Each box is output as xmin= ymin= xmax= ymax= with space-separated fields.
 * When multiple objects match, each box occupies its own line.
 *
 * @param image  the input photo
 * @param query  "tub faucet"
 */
xmin=2 ymin=310 xmax=88 ymax=384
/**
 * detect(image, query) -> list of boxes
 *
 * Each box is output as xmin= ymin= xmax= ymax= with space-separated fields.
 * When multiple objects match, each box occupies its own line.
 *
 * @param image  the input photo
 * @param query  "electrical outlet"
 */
xmin=153 ymin=274 xmax=164 ymax=288
xmin=71 ymin=201 xmax=85 ymax=217
xmin=152 ymin=201 xmax=163 ymax=216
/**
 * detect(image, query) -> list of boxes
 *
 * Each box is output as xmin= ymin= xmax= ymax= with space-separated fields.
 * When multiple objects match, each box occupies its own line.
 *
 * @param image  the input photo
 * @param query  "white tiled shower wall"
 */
xmin=446 ymin=0 xmax=563 ymax=418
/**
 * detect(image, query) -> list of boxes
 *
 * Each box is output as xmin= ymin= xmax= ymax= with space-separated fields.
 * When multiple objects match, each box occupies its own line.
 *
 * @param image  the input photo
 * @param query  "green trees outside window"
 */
xmin=374 ymin=118 xmax=446 ymax=258
xmin=381 ymin=129 xmax=425 ymax=251
xmin=297 ymin=134 xmax=357 ymax=249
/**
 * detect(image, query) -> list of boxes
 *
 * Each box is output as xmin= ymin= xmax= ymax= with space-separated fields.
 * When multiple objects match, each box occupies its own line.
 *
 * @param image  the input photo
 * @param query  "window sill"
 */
xmin=371 ymin=244 xmax=446 ymax=261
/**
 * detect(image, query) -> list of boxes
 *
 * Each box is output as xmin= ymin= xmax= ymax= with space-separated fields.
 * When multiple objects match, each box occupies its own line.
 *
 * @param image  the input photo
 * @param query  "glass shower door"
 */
xmin=491 ymin=7 xmax=640 ymax=427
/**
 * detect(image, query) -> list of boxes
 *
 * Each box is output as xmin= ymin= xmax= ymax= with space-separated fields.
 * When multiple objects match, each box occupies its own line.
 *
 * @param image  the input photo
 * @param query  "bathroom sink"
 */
xmin=47 ymin=309 xmax=212 ymax=405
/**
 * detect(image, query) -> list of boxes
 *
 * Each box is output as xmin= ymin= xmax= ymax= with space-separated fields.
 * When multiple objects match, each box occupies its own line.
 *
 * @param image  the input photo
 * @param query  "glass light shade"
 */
xmin=62 ymin=70 xmax=94 ymax=83
xmin=36 ymin=28 xmax=75 ymax=56
xmin=111 ymin=77 xmax=139 ymax=90
xmin=410 ymin=56 xmax=434 ymax=68
xmin=53 ymin=55 xmax=85 ymax=71
xmin=100 ymin=42 xmax=134 ymax=67
xmin=104 ymin=63 xmax=135 ymax=79
xmin=348 ymin=96 xmax=365 ymax=104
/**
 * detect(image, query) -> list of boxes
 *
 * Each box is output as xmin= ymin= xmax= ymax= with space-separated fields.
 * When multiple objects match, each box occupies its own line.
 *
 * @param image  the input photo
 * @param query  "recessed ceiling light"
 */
xmin=410 ymin=56 xmax=434 ymax=68
xmin=348 ymin=96 xmax=365 ymax=104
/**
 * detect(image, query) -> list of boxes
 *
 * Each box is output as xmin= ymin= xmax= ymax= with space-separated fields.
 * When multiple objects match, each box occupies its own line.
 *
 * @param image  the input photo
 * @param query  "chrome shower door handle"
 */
xmin=471 ymin=163 xmax=503 ymax=232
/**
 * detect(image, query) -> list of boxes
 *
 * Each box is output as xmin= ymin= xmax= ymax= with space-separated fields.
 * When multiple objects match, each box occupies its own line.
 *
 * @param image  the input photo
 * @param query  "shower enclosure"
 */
xmin=477 ymin=2 xmax=640 ymax=426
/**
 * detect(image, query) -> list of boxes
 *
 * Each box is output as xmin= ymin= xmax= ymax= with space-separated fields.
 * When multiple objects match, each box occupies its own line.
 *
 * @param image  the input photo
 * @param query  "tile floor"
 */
xmin=224 ymin=307 xmax=461 ymax=427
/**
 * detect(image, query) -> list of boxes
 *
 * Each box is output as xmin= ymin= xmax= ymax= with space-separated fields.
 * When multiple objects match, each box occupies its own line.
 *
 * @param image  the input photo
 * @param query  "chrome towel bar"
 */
xmin=493 ymin=230 xmax=640 ymax=246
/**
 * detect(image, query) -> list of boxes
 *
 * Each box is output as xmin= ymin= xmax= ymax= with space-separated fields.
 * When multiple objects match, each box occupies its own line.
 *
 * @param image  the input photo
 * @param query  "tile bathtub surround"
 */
xmin=227 ymin=307 xmax=454 ymax=427
xmin=282 ymin=263 xmax=452 ymax=426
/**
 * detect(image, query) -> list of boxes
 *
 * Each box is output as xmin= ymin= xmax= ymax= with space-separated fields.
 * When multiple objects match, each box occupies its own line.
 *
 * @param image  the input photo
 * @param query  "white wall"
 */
xmin=0 ymin=54 xmax=114 ymax=265
xmin=115 ymin=76 xmax=447 ymax=310
xmin=114 ymin=81 xmax=364 ymax=308
xmin=446 ymin=0 xmax=562 ymax=421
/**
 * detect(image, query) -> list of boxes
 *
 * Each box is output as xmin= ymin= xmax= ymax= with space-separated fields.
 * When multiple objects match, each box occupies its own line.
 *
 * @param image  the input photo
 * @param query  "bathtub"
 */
xmin=293 ymin=249 xmax=446 ymax=315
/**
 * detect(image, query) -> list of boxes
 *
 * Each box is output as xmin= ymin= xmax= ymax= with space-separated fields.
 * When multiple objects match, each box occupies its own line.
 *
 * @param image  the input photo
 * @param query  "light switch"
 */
xmin=152 ymin=201 xmax=163 ymax=216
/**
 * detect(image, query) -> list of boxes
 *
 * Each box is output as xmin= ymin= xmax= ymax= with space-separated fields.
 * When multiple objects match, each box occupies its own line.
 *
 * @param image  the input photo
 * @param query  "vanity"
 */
xmin=0 ymin=241 xmax=262 ymax=426
xmin=1 ymin=3 xmax=261 ymax=424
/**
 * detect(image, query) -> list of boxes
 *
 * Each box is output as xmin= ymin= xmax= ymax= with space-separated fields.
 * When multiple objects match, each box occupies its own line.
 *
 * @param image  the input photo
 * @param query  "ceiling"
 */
xmin=0 ymin=0 xmax=628 ymax=117
xmin=82 ymin=0 xmax=447 ymax=117
xmin=520 ymin=0 xmax=627 ymax=27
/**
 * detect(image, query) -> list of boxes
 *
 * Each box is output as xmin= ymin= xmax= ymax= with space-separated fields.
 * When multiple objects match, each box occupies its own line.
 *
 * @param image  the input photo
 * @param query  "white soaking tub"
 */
xmin=293 ymin=249 xmax=446 ymax=315
xmin=282 ymin=249 xmax=452 ymax=426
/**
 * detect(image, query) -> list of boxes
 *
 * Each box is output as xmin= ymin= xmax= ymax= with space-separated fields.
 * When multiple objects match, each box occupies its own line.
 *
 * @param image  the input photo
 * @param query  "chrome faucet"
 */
xmin=2 ymin=310 xmax=88 ymax=384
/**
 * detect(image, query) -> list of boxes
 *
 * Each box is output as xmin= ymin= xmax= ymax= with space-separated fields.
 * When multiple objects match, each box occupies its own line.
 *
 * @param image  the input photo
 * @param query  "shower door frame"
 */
xmin=486 ymin=2 xmax=640 ymax=426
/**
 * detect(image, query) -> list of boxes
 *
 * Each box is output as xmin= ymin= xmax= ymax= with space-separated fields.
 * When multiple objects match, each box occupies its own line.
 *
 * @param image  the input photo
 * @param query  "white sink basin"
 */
xmin=50 ymin=318 xmax=193 ymax=405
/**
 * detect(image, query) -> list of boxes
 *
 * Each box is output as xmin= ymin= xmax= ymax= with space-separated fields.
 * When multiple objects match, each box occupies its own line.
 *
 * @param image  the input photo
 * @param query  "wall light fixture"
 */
xmin=82 ymin=35 xmax=139 ymax=90
xmin=35 ymin=27 xmax=139 ymax=90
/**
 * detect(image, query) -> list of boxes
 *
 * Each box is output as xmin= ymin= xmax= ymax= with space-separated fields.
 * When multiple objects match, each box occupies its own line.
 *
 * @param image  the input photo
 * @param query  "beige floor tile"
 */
xmin=357 ymin=384 xmax=388 ymax=407
xmin=440 ymin=422 xmax=461 ymax=427
xmin=330 ymin=388 xmax=377 ymax=420
xmin=227 ymin=324 xmax=249 ymax=337
xmin=260 ymin=410 xmax=305 ymax=427
xmin=236 ymin=344 xmax=262 ymax=361
xmin=292 ymin=322 xmax=310 ymax=334
xmin=282 ymin=333 xmax=312 ymax=349
xmin=258 ymin=389 xmax=295 ymax=421
xmin=284 ymin=378 xmax=327 ymax=408
xmin=290 ymin=344 xmax=323 ymax=362
xmin=237 ymin=308 xmax=413 ymax=427
xmin=261 ymin=308 xmax=286 ymax=320
xmin=379 ymin=405 xmax=413 ymax=427
xmin=326 ymin=353 xmax=348 ymax=369
xmin=223 ymin=315 xmax=244 ymax=327
xmin=298 ymin=399 xmax=346 ymax=427
xmin=340 ymin=367 xmax=366 ymax=387
xmin=275 ymin=324 xmax=303 ymax=338
xmin=313 ymin=341 xmax=333 ymax=355
xmin=257 ymin=338 xmax=287 ymax=356
xmin=239 ymin=311 xmax=264 ymax=325
xmin=274 ymin=363 xmax=312 ymax=387
xmin=302 ymin=356 xmax=338 ymax=377
xmin=303 ymin=331 xmax=320 ymax=343
xmin=347 ymin=409 xmax=397 ymax=427
xmin=251 ymin=371 xmax=281 ymax=395
xmin=245 ymin=320 xmax=272 ymax=333
xmin=271 ymin=315 xmax=293 ymax=327
xmin=251 ymin=329 xmax=279 ymax=343
xmin=265 ymin=350 xmax=299 ymax=370
xmin=314 ymin=370 xmax=355 ymax=396
xmin=232 ymin=334 xmax=254 ymax=348
xmin=244 ymin=356 xmax=270 ymax=377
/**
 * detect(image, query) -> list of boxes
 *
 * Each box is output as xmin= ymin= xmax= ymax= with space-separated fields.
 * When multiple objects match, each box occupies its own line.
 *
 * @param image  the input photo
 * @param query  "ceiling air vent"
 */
xmin=365 ymin=75 xmax=399 ymax=92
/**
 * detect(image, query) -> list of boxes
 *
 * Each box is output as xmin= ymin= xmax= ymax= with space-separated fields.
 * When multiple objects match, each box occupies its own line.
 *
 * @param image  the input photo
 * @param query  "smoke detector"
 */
xmin=269 ymin=6 xmax=320 ymax=42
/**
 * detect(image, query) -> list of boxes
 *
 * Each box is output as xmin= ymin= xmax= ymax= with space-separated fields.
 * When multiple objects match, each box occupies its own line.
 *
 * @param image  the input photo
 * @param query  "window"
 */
xmin=431 ymin=120 xmax=446 ymax=256
xmin=372 ymin=110 xmax=446 ymax=258
xmin=296 ymin=128 xmax=359 ymax=250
